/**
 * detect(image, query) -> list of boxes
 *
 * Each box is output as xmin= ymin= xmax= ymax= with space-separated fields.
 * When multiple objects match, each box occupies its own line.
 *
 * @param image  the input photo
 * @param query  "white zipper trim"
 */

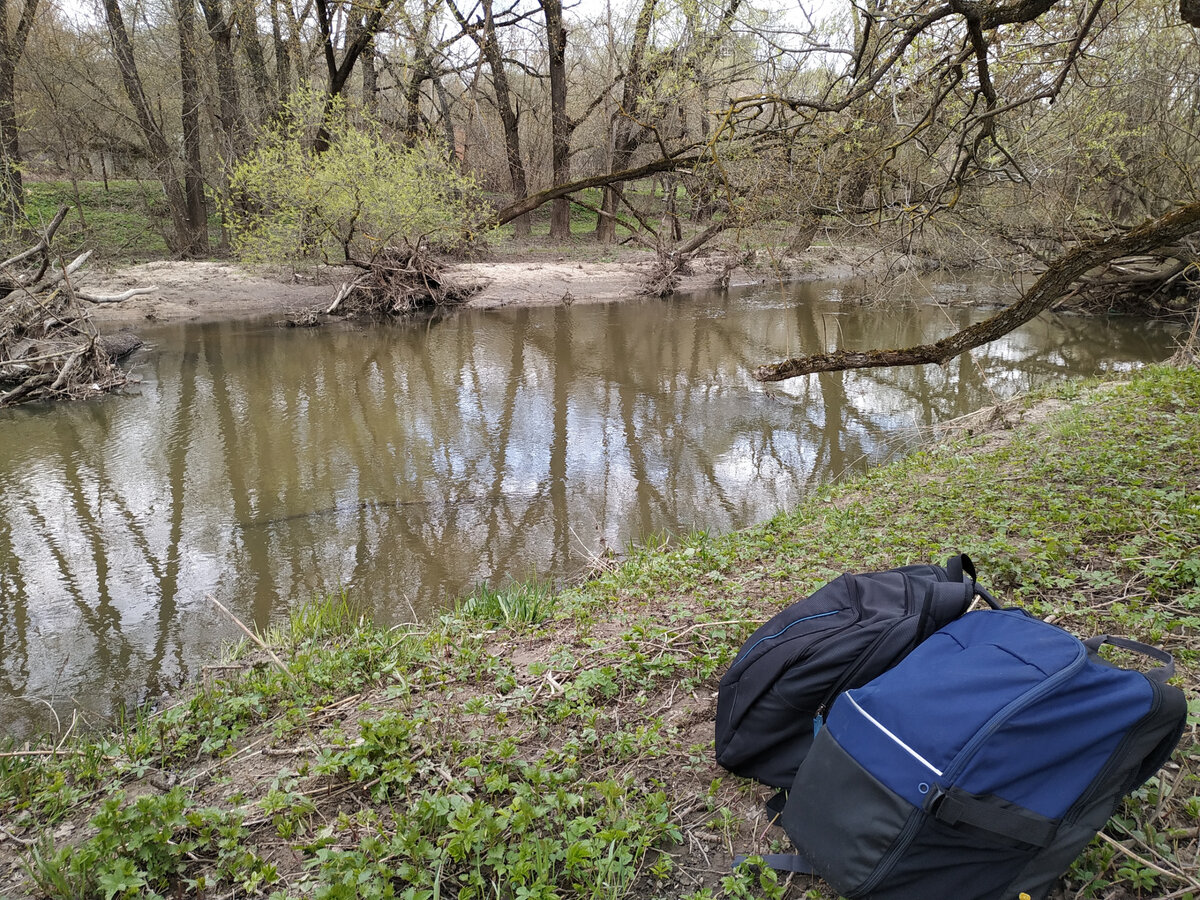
xmin=846 ymin=694 xmax=943 ymax=776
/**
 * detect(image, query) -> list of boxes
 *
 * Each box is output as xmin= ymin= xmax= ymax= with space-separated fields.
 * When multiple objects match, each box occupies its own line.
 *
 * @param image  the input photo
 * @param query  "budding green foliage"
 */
xmin=224 ymin=89 xmax=491 ymax=264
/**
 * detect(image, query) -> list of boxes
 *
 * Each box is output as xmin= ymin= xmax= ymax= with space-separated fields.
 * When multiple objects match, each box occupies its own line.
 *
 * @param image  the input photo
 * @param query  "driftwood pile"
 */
xmin=1060 ymin=244 xmax=1198 ymax=317
xmin=1 ymin=207 xmax=147 ymax=407
xmin=639 ymin=219 xmax=735 ymax=298
xmin=325 ymin=245 xmax=481 ymax=319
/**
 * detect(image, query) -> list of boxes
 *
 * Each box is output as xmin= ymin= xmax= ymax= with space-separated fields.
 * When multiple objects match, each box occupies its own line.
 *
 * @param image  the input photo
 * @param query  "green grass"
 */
xmin=22 ymin=179 xmax=173 ymax=261
xmin=2 ymin=366 xmax=1198 ymax=899
xmin=456 ymin=580 xmax=555 ymax=626
xmin=18 ymin=178 xmax=230 ymax=263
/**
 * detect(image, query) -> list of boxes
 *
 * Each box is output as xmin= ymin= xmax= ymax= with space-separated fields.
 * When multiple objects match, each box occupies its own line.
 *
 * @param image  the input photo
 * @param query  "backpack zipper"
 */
xmin=853 ymin=620 xmax=1088 ymax=894
xmin=730 ymin=608 xmax=846 ymax=666
xmin=814 ymin=620 xmax=913 ymax=734
xmin=844 ymin=693 xmax=943 ymax=775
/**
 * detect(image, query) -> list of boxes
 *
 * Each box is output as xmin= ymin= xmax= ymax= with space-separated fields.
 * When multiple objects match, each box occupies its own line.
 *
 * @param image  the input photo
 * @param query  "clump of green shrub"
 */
xmin=225 ymin=89 xmax=491 ymax=265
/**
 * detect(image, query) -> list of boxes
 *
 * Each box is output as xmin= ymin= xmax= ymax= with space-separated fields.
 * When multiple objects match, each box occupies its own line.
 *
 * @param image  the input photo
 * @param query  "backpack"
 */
xmin=716 ymin=554 xmax=997 ymax=788
xmin=774 ymin=608 xmax=1187 ymax=900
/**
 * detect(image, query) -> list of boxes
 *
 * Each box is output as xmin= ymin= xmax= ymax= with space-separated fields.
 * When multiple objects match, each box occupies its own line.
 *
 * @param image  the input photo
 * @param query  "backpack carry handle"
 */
xmin=953 ymin=553 xmax=1001 ymax=609
xmin=1083 ymin=635 xmax=1176 ymax=683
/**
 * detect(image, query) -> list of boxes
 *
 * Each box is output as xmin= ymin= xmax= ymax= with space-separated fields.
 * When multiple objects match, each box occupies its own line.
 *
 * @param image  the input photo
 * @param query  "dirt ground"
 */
xmin=79 ymin=241 xmax=894 ymax=332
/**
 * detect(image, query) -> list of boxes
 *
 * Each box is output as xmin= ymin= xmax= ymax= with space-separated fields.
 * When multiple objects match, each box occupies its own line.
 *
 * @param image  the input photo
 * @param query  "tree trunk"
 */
xmin=753 ymin=200 xmax=1200 ymax=381
xmin=101 ymin=0 xmax=197 ymax=255
xmin=362 ymin=38 xmax=377 ymax=110
xmin=269 ymin=0 xmax=292 ymax=101
xmin=199 ymin=0 xmax=249 ymax=157
xmin=480 ymin=0 xmax=530 ymax=236
xmin=0 ymin=52 xmax=21 ymax=224
xmin=596 ymin=0 xmax=657 ymax=244
xmin=176 ymin=0 xmax=209 ymax=255
xmin=403 ymin=54 xmax=428 ymax=142
xmin=0 ymin=0 xmax=38 ymax=225
xmin=233 ymin=0 xmax=272 ymax=120
xmin=545 ymin=0 xmax=571 ymax=240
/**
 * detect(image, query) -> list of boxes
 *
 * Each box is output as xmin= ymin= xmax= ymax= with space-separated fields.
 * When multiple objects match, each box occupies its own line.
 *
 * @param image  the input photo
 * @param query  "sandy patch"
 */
xmin=80 ymin=260 xmax=343 ymax=330
xmin=80 ymin=242 xmax=892 ymax=332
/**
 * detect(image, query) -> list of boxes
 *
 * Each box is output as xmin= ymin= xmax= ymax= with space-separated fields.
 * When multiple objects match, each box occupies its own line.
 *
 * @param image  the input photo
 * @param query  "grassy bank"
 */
xmin=2 ymin=366 xmax=1198 ymax=900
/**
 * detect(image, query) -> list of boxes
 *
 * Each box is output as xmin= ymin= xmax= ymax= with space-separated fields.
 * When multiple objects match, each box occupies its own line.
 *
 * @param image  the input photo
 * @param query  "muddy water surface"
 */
xmin=0 ymin=278 xmax=1179 ymax=736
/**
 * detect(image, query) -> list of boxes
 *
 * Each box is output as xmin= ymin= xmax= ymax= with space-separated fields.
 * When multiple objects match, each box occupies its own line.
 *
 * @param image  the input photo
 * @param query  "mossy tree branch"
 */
xmin=753 ymin=200 xmax=1200 ymax=382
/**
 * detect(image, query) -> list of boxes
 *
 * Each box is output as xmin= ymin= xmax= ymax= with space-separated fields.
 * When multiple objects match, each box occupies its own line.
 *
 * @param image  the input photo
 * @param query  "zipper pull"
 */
xmin=813 ymin=704 xmax=826 ymax=735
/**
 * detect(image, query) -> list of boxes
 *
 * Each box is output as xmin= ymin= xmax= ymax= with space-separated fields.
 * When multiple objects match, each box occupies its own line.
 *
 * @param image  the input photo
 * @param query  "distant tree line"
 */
xmin=1 ymin=0 xmax=1198 ymax=337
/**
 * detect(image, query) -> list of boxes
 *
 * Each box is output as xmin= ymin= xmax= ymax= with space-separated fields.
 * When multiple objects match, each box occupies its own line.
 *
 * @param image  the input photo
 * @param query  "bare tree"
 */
xmin=312 ymin=0 xmax=396 ymax=150
xmin=101 ymin=0 xmax=208 ymax=255
xmin=0 ymin=0 xmax=38 ymax=224
xmin=543 ymin=0 xmax=570 ymax=239
xmin=176 ymin=0 xmax=209 ymax=254
xmin=449 ymin=0 xmax=534 ymax=236
xmin=198 ymin=0 xmax=250 ymax=157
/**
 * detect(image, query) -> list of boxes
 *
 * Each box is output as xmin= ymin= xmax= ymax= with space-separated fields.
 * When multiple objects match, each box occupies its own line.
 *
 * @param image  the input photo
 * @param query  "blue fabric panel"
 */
xmin=957 ymin=661 xmax=1154 ymax=818
xmin=825 ymin=693 xmax=943 ymax=808
xmin=845 ymin=611 xmax=1083 ymax=779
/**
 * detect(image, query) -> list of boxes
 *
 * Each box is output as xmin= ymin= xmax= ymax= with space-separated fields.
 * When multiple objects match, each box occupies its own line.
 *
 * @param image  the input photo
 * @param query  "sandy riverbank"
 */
xmin=79 ymin=240 xmax=899 ymax=331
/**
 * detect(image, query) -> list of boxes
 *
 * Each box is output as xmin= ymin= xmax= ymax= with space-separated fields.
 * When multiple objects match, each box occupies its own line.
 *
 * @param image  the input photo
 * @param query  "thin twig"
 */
xmin=1096 ymin=831 xmax=1200 ymax=890
xmin=208 ymin=594 xmax=293 ymax=679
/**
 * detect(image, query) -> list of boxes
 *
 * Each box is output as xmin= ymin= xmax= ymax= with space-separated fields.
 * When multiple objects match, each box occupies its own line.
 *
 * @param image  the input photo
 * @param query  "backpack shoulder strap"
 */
xmin=731 ymin=853 xmax=817 ymax=874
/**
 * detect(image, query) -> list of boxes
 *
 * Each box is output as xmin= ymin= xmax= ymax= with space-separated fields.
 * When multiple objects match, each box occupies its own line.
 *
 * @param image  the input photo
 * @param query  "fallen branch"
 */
xmin=2 ymin=250 xmax=93 ymax=303
xmin=208 ymin=594 xmax=293 ymax=679
xmin=0 ymin=206 xmax=70 ymax=277
xmin=77 ymin=286 xmax=158 ymax=304
xmin=754 ymin=200 xmax=1200 ymax=381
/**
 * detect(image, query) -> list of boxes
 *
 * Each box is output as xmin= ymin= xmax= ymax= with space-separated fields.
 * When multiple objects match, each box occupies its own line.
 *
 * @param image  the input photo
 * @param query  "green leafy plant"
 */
xmin=27 ymin=787 xmax=276 ymax=899
xmin=456 ymin=580 xmax=555 ymax=626
xmin=224 ymin=89 xmax=491 ymax=264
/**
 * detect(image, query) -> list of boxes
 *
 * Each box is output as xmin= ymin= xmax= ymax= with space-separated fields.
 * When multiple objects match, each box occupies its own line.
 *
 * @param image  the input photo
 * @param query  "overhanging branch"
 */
xmin=753 ymin=200 xmax=1200 ymax=381
xmin=492 ymin=151 xmax=705 ymax=225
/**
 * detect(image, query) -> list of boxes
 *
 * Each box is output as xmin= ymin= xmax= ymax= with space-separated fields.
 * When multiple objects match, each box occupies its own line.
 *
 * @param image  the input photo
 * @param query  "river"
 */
xmin=0 ymin=276 xmax=1179 ymax=737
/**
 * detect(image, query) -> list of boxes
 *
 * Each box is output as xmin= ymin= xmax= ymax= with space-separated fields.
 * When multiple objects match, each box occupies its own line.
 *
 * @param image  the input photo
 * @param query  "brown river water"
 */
xmin=0 ymin=277 xmax=1180 ymax=737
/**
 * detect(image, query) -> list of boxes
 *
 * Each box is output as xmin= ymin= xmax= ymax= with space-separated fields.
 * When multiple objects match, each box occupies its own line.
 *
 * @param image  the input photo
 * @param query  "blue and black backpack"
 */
xmin=715 ymin=554 xmax=997 ymax=788
xmin=718 ymin=559 xmax=1187 ymax=900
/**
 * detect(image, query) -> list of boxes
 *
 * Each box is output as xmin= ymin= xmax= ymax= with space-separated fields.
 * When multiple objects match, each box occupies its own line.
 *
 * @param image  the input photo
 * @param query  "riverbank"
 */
xmin=2 ymin=364 xmax=1197 ymax=899
xmin=78 ymin=237 xmax=907 ymax=330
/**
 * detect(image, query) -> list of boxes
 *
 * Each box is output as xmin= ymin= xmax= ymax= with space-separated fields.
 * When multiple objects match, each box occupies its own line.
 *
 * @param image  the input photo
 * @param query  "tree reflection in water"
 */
xmin=0 ymin=277 xmax=1177 ymax=736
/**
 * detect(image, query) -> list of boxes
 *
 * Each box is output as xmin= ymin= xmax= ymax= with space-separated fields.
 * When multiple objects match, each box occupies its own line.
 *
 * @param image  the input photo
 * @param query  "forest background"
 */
xmin=1 ymin=0 xmax=1199 ymax=351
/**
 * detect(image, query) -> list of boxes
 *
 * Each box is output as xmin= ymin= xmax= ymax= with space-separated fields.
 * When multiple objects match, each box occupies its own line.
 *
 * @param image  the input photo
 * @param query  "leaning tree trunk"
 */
xmin=0 ymin=0 xmax=39 ymax=226
xmin=753 ymin=200 xmax=1200 ymax=381
xmin=101 ymin=0 xmax=200 ymax=256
